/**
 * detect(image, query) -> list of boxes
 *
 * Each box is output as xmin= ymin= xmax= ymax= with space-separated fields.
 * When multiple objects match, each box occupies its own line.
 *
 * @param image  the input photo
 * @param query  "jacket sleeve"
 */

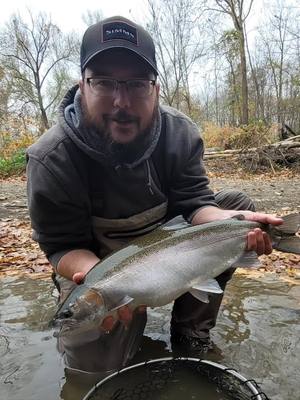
xmin=165 ymin=116 xmax=217 ymax=221
xmin=26 ymin=154 xmax=94 ymax=262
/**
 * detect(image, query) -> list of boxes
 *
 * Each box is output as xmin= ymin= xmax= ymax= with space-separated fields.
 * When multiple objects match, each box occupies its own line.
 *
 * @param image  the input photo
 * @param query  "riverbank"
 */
xmin=1 ymin=169 xmax=300 ymax=279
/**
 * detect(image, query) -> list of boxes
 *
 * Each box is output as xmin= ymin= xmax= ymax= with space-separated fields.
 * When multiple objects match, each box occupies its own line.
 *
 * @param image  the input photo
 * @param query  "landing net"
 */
xmin=83 ymin=357 xmax=269 ymax=400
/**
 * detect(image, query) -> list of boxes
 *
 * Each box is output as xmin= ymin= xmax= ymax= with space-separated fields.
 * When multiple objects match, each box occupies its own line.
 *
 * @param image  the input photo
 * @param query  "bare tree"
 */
xmin=213 ymin=0 xmax=253 ymax=125
xmin=147 ymin=0 xmax=207 ymax=115
xmin=0 ymin=10 xmax=78 ymax=134
xmin=0 ymin=66 xmax=11 ymax=121
xmin=218 ymin=29 xmax=242 ymax=125
xmin=245 ymin=34 xmax=266 ymax=122
xmin=258 ymin=2 xmax=295 ymax=134
xmin=82 ymin=9 xmax=104 ymax=26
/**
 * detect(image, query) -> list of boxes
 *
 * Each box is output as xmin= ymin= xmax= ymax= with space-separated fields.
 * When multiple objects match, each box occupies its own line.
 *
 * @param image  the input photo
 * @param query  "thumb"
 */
xmin=73 ymin=271 xmax=86 ymax=285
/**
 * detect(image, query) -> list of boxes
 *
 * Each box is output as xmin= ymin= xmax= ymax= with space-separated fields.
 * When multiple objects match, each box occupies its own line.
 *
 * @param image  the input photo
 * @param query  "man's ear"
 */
xmin=79 ymin=78 xmax=84 ymax=93
xmin=155 ymin=81 xmax=160 ymax=97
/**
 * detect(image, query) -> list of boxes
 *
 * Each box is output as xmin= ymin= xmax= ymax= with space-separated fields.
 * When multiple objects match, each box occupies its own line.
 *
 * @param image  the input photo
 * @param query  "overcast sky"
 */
xmin=0 ymin=0 xmax=148 ymax=34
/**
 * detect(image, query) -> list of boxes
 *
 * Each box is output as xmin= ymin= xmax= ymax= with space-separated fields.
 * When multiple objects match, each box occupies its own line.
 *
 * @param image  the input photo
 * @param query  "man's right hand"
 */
xmin=99 ymin=304 xmax=147 ymax=333
xmin=57 ymin=249 xmax=100 ymax=281
xmin=72 ymin=271 xmax=86 ymax=284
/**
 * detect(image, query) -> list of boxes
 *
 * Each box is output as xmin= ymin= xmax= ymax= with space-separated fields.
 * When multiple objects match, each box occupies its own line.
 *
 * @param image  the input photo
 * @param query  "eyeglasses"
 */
xmin=86 ymin=77 xmax=156 ymax=98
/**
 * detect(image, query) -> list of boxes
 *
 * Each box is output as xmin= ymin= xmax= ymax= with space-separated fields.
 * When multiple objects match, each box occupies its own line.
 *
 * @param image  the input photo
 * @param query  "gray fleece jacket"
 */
xmin=26 ymin=85 xmax=216 ymax=266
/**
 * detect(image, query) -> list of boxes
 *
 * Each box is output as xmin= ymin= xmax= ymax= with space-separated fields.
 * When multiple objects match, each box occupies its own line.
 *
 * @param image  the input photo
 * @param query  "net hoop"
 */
xmin=82 ymin=357 xmax=268 ymax=400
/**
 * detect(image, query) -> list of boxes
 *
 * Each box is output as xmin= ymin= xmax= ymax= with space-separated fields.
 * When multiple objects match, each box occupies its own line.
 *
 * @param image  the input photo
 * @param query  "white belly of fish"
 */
xmin=96 ymin=233 xmax=247 ymax=310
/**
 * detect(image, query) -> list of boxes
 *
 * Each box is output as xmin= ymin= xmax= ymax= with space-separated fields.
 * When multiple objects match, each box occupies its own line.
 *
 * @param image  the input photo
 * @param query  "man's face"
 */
xmin=79 ymin=50 xmax=159 ymax=145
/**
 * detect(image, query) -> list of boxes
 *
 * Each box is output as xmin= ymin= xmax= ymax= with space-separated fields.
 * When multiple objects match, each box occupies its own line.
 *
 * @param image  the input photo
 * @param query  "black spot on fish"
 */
xmin=231 ymin=214 xmax=246 ymax=221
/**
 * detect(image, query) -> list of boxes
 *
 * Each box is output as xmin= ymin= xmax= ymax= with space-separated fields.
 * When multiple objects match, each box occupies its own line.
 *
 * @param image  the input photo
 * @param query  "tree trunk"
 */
xmin=239 ymin=29 xmax=249 ymax=124
xmin=40 ymin=107 xmax=49 ymax=133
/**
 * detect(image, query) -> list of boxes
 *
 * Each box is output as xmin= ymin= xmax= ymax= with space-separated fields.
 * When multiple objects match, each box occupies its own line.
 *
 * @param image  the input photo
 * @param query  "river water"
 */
xmin=0 ymin=272 xmax=299 ymax=400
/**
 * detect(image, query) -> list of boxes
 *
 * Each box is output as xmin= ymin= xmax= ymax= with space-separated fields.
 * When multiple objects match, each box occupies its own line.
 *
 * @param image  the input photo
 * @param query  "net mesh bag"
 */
xmin=83 ymin=357 xmax=269 ymax=400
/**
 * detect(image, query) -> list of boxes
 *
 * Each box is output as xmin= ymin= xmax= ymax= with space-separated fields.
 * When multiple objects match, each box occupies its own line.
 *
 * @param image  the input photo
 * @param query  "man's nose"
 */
xmin=113 ymin=84 xmax=131 ymax=108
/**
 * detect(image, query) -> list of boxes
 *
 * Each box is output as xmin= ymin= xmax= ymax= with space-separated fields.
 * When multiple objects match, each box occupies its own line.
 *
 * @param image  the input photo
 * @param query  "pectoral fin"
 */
xmin=189 ymin=289 xmax=209 ymax=303
xmin=189 ymin=278 xmax=223 ymax=303
xmin=192 ymin=278 xmax=223 ymax=294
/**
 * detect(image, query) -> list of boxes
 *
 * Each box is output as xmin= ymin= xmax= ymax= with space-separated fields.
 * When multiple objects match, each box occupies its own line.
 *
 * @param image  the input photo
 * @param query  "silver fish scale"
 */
xmin=98 ymin=219 xmax=259 ymax=282
xmin=57 ymin=216 xmax=293 ymax=335
xmin=91 ymin=221 xmax=253 ymax=309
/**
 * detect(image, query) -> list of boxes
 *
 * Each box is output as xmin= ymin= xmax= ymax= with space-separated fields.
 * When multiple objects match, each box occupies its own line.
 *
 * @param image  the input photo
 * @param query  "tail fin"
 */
xmin=276 ymin=213 xmax=300 ymax=234
xmin=273 ymin=213 xmax=300 ymax=254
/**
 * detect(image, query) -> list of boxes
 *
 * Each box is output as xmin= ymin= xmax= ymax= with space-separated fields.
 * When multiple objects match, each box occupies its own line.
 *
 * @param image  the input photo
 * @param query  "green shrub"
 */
xmin=0 ymin=148 xmax=27 ymax=177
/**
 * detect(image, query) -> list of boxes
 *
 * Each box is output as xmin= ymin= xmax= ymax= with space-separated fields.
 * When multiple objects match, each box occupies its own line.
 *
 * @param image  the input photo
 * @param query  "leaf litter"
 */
xmin=0 ymin=173 xmax=299 ymax=282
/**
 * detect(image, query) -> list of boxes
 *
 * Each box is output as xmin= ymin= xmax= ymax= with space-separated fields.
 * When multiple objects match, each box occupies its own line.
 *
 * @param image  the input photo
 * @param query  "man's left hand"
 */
xmin=240 ymin=211 xmax=283 ymax=256
xmin=192 ymin=207 xmax=283 ymax=257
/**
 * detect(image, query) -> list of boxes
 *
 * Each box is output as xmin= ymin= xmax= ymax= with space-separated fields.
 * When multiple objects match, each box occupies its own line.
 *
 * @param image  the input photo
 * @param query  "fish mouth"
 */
xmin=49 ymin=310 xmax=74 ymax=328
xmin=49 ymin=303 xmax=76 ymax=328
xmin=58 ymin=308 xmax=73 ymax=319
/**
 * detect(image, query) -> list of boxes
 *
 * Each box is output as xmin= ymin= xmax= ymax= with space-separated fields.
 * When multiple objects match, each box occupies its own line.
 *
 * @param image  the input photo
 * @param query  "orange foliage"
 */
xmin=202 ymin=123 xmax=244 ymax=150
xmin=202 ymin=122 xmax=277 ymax=150
xmin=0 ymin=132 xmax=35 ymax=158
xmin=0 ymin=115 xmax=37 ymax=157
xmin=0 ymin=219 xmax=51 ymax=277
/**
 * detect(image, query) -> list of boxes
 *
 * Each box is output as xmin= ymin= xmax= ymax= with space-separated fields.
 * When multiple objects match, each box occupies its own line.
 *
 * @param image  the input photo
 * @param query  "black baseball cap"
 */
xmin=80 ymin=16 xmax=158 ymax=75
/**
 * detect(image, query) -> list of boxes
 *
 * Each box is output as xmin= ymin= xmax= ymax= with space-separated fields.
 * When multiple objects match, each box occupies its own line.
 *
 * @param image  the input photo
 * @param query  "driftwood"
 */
xmin=204 ymin=136 xmax=300 ymax=172
xmin=281 ymin=123 xmax=298 ymax=140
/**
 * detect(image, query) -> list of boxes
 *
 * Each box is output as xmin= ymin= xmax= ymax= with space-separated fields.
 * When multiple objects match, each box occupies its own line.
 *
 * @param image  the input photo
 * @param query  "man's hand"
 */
xmin=246 ymin=228 xmax=272 ymax=255
xmin=72 ymin=271 xmax=87 ymax=284
xmin=99 ymin=305 xmax=147 ymax=333
xmin=240 ymin=211 xmax=282 ymax=256
xmin=57 ymin=249 xmax=100 ymax=281
xmin=192 ymin=207 xmax=283 ymax=256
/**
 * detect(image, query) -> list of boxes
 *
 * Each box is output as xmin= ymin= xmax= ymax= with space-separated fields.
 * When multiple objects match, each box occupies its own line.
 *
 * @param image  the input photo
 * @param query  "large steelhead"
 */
xmin=53 ymin=214 xmax=300 ymax=337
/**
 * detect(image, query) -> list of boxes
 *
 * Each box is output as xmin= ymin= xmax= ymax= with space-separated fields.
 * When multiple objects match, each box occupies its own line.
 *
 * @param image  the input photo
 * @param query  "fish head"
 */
xmin=53 ymin=288 xmax=105 ymax=330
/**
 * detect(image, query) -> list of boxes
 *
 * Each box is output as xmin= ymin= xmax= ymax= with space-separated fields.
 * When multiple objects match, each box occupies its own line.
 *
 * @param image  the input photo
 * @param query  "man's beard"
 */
xmin=81 ymin=100 xmax=159 ymax=165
